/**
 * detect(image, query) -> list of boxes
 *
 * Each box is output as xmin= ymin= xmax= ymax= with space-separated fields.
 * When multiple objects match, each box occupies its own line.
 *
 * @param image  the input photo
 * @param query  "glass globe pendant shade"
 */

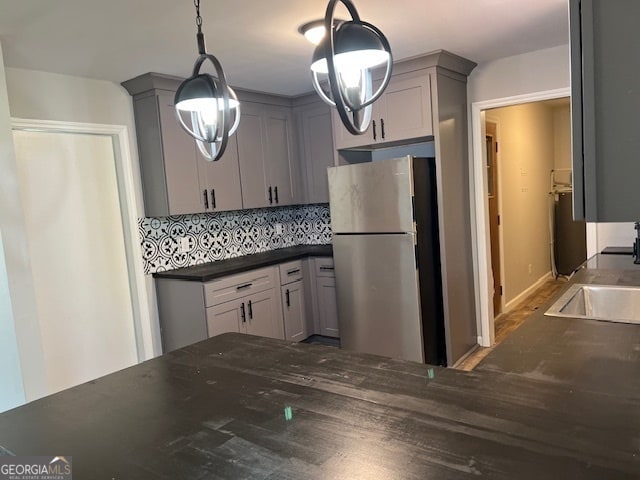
xmin=309 ymin=0 xmax=392 ymax=135
xmin=175 ymin=71 xmax=240 ymax=161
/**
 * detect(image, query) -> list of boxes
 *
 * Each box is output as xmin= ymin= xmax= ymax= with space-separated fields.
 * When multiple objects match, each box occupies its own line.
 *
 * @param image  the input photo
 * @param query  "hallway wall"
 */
xmin=488 ymin=102 xmax=555 ymax=308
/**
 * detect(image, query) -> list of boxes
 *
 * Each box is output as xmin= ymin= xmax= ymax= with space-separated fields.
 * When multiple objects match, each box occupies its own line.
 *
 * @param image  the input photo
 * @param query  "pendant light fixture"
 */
xmin=307 ymin=0 xmax=392 ymax=135
xmin=175 ymin=0 xmax=240 ymax=161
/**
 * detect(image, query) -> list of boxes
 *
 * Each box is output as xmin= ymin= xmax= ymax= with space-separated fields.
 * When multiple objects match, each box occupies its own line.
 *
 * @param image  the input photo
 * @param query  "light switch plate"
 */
xmin=179 ymin=236 xmax=190 ymax=253
xmin=275 ymin=223 xmax=284 ymax=235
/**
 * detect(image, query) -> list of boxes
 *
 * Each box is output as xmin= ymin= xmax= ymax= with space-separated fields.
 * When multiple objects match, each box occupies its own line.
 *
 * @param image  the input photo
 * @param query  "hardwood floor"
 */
xmin=456 ymin=278 xmax=567 ymax=371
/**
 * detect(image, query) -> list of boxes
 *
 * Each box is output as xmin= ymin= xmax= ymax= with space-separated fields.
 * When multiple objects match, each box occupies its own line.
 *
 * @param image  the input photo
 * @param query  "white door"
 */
xmin=12 ymin=130 xmax=139 ymax=395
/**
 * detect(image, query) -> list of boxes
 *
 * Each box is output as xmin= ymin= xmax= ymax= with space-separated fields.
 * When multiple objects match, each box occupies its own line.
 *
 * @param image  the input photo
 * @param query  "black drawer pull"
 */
xmin=287 ymin=268 xmax=301 ymax=275
xmin=285 ymin=289 xmax=290 ymax=307
xmin=240 ymin=302 xmax=246 ymax=323
xmin=319 ymin=266 xmax=334 ymax=271
xmin=274 ymin=186 xmax=279 ymax=204
xmin=248 ymin=300 xmax=253 ymax=319
xmin=236 ymin=283 xmax=253 ymax=290
xmin=211 ymin=189 xmax=216 ymax=209
xmin=268 ymin=186 xmax=273 ymax=204
xmin=203 ymin=189 xmax=209 ymax=209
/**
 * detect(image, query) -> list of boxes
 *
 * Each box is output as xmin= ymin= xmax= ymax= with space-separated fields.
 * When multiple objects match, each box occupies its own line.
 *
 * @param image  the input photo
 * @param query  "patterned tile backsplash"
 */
xmin=139 ymin=204 xmax=332 ymax=274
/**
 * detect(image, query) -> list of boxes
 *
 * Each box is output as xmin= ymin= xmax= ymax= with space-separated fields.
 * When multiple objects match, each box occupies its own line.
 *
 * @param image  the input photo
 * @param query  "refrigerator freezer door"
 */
xmin=328 ymin=157 xmax=415 ymax=233
xmin=333 ymin=233 xmax=424 ymax=363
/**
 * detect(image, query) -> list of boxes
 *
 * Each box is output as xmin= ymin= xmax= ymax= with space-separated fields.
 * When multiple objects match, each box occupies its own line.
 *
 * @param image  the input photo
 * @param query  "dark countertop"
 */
xmin=477 ymin=252 xmax=640 ymax=395
xmin=1 ymin=329 xmax=640 ymax=478
xmin=153 ymin=244 xmax=333 ymax=282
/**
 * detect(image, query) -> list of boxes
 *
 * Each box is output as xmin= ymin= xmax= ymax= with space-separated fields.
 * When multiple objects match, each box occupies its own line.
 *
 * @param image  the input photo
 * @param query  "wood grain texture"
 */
xmin=1 ymin=326 xmax=639 ymax=479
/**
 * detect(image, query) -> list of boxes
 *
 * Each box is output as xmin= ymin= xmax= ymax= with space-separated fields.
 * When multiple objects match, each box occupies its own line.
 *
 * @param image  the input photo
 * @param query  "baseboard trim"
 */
xmin=504 ymin=271 xmax=553 ymax=313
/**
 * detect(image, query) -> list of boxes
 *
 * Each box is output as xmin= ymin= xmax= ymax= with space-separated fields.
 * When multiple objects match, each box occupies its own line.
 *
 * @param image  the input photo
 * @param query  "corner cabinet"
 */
xmin=570 ymin=0 xmax=640 ymax=221
xmin=294 ymin=98 xmax=335 ymax=204
xmin=122 ymin=73 xmax=242 ymax=216
xmin=236 ymin=101 xmax=299 ymax=208
xmin=332 ymin=70 xmax=433 ymax=150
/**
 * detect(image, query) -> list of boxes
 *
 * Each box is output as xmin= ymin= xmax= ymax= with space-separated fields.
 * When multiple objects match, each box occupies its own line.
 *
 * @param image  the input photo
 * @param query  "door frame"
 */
xmin=470 ymin=87 xmax=570 ymax=347
xmin=11 ymin=117 xmax=154 ymax=361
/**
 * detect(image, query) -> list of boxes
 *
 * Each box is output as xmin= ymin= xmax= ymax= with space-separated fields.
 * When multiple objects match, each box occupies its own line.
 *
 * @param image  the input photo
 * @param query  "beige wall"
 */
xmin=488 ymin=102 xmax=555 ymax=306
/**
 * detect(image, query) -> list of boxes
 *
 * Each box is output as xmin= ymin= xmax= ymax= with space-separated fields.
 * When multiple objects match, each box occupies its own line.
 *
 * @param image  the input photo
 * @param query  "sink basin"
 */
xmin=545 ymin=284 xmax=640 ymax=324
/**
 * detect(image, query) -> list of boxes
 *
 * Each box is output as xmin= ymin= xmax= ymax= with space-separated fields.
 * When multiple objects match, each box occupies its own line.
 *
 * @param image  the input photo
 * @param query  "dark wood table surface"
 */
xmin=1 ymin=324 xmax=639 ymax=479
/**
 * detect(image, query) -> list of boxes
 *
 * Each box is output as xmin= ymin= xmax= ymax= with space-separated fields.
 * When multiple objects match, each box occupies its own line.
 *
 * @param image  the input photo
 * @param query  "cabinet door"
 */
xmin=236 ymin=102 xmax=269 ymax=209
xmin=332 ymin=104 xmax=376 ymax=150
xmin=206 ymin=301 xmax=242 ymax=337
xmin=245 ymin=289 xmax=283 ymax=339
xmin=197 ymin=135 xmax=243 ymax=212
xmin=264 ymin=106 xmax=297 ymax=206
xmin=282 ymin=280 xmax=307 ymax=342
xmin=299 ymin=103 xmax=334 ymax=204
xmin=377 ymin=73 xmax=433 ymax=143
xmin=317 ymin=277 xmax=339 ymax=337
xmin=157 ymin=93 xmax=204 ymax=215
xmin=570 ymin=0 xmax=640 ymax=221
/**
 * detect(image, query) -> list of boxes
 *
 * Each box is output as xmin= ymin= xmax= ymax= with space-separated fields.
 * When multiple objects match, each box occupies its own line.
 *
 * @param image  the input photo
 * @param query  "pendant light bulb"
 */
xmin=174 ymin=0 xmax=240 ymax=161
xmin=308 ymin=0 xmax=392 ymax=136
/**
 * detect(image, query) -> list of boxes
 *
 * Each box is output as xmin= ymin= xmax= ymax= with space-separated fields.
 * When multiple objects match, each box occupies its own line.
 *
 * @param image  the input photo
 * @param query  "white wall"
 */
xmin=0 ymin=62 xmax=162 ymax=404
xmin=469 ymin=44 xmax=633 ymax=262
xmin=488 ymin=103 xmax=555 ymax=306
xmin=0 ymin=43 xmax=48 ymax=405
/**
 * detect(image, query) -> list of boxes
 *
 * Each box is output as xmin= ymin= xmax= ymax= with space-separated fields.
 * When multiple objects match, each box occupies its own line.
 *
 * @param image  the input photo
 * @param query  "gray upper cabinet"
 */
xmin=236 ymin=101 xmax=298 ymax=208
xmin=332 ymin=70 xmax=433 ymax=150
xmin=122 ymin=73 xmax=243 ymax=216
xmin=295 ymin=99 xmax=335 ymax=204
xmin=236 ymin=102 xmax=270 ymax=209
xmin=570 ymin=0 xmax=640 ymax=221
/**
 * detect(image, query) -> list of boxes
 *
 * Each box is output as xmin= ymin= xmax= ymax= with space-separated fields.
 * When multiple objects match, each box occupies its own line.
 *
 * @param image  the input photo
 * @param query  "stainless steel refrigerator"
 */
xmin=328 ymin=156 xmax=446 ymax=365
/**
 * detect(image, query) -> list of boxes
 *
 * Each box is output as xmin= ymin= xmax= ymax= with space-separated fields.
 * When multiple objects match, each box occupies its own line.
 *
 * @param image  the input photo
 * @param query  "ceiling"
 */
xmin=0 ymin=0 xmax=569 ymax=97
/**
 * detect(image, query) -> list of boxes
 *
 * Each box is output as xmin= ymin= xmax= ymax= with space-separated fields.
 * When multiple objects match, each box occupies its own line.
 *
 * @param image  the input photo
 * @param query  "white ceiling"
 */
xmin=0 ymin=0 xmax=569 ymax=97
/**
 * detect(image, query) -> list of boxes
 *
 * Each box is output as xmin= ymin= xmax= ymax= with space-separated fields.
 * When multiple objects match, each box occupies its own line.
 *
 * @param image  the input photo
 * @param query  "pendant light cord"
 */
xmin=194 ymin=0 xmax=206 ymax=55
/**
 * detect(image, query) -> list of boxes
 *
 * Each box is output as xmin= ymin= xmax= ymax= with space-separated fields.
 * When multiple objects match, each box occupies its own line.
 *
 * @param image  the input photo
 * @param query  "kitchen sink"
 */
xmin=545 ymin=284 xmax=640 ymax=324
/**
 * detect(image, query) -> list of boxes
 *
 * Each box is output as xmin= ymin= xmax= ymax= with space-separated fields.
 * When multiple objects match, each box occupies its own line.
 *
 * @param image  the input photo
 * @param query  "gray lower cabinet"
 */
xmin=312 ymin=257 xmax=339 ymax=338
xmin=570 ymin=0 xmax=640 ymax=221
xmin=294 ymin=98 xmax=335 ymax=204
xmin=279 ymin=261 xmax=307 ymax=342
xmin=236 ymin=101 xmax=298 ymax=208
xmin=156 ymin=266 xmax=284 ymax=352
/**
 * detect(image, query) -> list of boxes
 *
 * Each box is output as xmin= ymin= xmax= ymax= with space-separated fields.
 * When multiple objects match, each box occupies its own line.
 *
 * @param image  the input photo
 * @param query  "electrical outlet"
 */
xmin=180 ymin=236 xmax=190 ymax=253
xmin=275 ymin=223 xmax=284 ymax=235
xmin=528 ymin=264 xmax=532 ymax=274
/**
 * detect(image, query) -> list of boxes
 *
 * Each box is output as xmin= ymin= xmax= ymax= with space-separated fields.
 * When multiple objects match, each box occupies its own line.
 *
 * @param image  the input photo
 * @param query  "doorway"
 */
xmin=472 ymin=88 xmax=586 ymax=347
xmin=11 ymin=120 xmax=151 ymax=396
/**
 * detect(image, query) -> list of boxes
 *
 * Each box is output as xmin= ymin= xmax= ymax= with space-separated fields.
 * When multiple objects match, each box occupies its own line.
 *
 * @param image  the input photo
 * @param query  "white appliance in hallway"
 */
xmin=328 ymin=156 xmax=447 ymax=365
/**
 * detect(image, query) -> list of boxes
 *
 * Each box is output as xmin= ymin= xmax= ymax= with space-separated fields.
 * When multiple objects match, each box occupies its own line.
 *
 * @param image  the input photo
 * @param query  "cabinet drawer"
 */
xmin=204 ymin=266 xmax=276 ymax=307
xmin=314 ymin=257 xmax=335 ymax=278
xmin=279 ymin=260 xmax=303 ymax=285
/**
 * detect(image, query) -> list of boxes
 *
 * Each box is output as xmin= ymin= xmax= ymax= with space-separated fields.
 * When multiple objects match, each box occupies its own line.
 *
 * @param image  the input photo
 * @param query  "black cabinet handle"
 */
xmin=211 ymin=189 xmax=216 ymax=209
xmin=285 ymin=289 xmax=290 ymax=307
xmin=287 ymin=268 xmax=300 ymax=275
xmin=268 ymin=186 xmax=273 ymax=204
xmin=320 ymin=266 xmax=334 ymax=271
xmin=372 ymin=120 xmax=377 ymax=140
xmin=236 ymin=283 xmax=253 ymax=291
xmin=248 ymin=300 xmax=253 ymax=319
xmin=240 ymin=302 xmax=246 ymax=323
xmin=203 ymin=189 xmax=209 ymax=209
xmin=380 ymin=118 xmax=385 ymax=140
xmin=274 ymin=186 xmax=279 ymax=204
